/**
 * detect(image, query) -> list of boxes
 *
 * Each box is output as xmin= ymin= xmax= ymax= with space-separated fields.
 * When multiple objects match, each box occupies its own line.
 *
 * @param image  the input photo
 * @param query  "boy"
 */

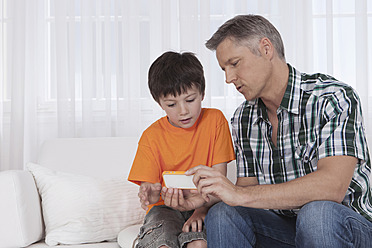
xmin=128 ymin=51 xmax=235 ymax=248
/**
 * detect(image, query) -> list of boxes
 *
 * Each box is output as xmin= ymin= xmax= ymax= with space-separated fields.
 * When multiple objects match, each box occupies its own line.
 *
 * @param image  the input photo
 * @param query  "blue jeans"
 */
xmin=205 ymin=201 xmax=372 ymax=248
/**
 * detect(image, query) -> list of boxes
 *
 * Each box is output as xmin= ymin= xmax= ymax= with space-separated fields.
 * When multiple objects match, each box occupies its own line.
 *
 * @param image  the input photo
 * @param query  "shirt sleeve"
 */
xmin=212 ymin=113 xmax=235 ymax=165
xmin=231 ymin=103 xmax=259 ymax=178
xmin=317 ymin=86 xmax=369 ymax=162
xmin=127 ymin=133 xmax=162 ymax=186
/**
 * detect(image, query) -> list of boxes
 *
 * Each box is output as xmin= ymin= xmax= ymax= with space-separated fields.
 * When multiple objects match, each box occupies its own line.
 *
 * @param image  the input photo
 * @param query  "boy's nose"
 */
xmin=179 ymin=103 xmax=189 ymax=115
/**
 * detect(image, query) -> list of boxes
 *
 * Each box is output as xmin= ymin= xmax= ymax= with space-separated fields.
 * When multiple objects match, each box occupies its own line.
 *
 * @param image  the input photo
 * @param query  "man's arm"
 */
xmin=192 ymin=155 xmax=357 ymax=209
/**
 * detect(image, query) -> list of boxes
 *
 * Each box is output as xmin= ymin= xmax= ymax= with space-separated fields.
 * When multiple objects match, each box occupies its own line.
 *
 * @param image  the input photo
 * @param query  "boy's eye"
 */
xmin=186 ymin=99 xmax=195 ymax=103
xmin=167 ymin=104 xmax=175 ymax=107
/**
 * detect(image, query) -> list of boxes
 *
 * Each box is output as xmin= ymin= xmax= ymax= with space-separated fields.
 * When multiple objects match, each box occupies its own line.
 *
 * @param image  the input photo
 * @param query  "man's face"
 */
xmin=216 ymin=38 xmax=272 ymax=101
xmin=158 ymin=85 xmax=204 ymax=129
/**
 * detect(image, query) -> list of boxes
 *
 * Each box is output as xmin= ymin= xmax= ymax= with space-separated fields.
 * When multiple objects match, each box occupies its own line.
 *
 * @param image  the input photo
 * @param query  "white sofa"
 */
xmin=0 ymin=137 xmax=237 ymax=248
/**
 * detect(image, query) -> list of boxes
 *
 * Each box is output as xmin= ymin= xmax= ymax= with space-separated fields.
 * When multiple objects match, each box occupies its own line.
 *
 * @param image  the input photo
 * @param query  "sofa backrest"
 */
xmin=36 ymin=137 xmax=237 ymax=182
xmin=37 ymin=137 xmax=139 ymax=179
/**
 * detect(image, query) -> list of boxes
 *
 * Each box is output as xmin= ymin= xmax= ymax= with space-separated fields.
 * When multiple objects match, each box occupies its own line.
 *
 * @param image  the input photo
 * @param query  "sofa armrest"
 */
xmin=0 ymin=170 xmax=44 ymax=248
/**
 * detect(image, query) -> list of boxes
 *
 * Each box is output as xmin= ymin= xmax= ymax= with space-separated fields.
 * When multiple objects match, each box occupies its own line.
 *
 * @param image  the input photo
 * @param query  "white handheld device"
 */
xmin=162 ymin=171 xmax=196 ymax=189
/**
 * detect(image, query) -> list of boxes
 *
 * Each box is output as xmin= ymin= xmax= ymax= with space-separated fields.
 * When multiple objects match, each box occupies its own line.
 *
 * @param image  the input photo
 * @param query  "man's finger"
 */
xmin=185 ymin=165 xmax=210 ymax=175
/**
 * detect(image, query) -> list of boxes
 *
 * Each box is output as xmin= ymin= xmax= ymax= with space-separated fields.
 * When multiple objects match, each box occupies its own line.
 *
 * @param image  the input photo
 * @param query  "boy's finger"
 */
xmin=198 ymin=219 xmax=203 ymax=232
xmin=171 ymin=188 xmax=179 ymax=207
xmin=191 ymin=221 xmax=197 ymax=232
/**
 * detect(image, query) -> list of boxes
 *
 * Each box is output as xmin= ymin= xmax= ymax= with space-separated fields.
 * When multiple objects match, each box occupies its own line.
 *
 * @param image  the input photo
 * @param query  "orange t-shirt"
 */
xmin=128 ymin=108 xmax=235 ymax=210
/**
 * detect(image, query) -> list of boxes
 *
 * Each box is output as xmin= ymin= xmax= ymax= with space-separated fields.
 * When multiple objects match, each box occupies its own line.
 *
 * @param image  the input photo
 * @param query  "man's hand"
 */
xmin=161 ymin=187 xmax=206 ymax=211
xmin=187 ymin=165 xmax=240 ymax=206
xmin=138 ymin=182 xmax=162 ymax=210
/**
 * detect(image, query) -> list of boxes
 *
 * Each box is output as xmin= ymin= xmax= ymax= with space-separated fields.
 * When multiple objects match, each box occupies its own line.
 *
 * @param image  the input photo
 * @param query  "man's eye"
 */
xmin=232 ymin=61 xmax=239 ymax=66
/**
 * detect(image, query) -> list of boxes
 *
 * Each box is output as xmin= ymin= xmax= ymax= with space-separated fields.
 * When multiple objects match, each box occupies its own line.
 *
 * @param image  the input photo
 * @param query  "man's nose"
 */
xmin=225 ymin=69 xmax=236 ymax=84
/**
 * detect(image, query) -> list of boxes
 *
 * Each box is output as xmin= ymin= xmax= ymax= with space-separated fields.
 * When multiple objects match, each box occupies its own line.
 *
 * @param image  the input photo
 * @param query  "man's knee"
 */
xmin=205 ymin=202 xmax=234 ymax=227
xmin=297 ymin=201 xmax=341 ymax=230
xmin=296 ymin=201 xmax=348 ymax=246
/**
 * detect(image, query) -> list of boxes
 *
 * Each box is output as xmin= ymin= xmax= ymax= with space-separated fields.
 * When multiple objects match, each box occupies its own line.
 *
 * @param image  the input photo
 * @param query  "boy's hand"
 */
xmin=182 ymin=207 xmax=208 ymax=233
xmin=139 ymin=182 xmax=162 ymax=210
xmin=161 ymin=187 xmax=205 ymax=211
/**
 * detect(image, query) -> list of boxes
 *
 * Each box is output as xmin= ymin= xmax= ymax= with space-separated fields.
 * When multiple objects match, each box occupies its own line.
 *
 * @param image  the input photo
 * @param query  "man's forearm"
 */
xmin=234 ymin=156 xmax=356 ymax=210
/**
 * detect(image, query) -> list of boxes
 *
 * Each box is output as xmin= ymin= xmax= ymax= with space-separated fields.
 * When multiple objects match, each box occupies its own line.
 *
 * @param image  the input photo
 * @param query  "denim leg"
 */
xmin=205 ymin=202 xmax=296 ymax=248
xmin=296 ymin=201 xmax=372 ymax=248
xmin=136 ymin=205 xmax=184 ymax=248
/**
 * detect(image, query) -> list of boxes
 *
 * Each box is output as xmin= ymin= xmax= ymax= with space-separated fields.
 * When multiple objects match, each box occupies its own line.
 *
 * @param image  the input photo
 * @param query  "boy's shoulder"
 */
xmin=202 ymin=107 xmax=223 ymax=115
xmin=141 ymin=116 xmax=167 ymax=136
xmin=201 ymin=108 xmax=226 ymax=121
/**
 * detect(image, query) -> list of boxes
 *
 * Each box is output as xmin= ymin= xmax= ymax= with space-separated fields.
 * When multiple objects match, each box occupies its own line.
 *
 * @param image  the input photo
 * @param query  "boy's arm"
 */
xmin=139 ymin=182 xmax=162 ymax=211
xmin=212 ymin=162 xmax=227 ymax=176
xmin=182 ymin=162 xmax=227 ymax=232
xmin=182 ymin=206 xmax=209 ymax=233
xmin=201 ymin=162 xmax=227 ymax=207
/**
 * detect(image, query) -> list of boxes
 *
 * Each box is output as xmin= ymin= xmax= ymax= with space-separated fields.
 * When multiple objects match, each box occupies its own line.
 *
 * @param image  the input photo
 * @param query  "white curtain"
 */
xmin=1 ymin=0 xmax=371 ymax=171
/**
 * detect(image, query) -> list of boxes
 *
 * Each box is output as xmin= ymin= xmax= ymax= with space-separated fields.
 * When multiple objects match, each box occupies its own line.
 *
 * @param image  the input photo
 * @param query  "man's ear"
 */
xmin=260 ymin=37 xmax=274 ymax=59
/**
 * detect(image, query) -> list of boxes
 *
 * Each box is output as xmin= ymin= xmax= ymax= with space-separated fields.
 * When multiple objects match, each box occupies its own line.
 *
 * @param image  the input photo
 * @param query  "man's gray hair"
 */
xmin=205 ymin=15 xmax=285 ymax=61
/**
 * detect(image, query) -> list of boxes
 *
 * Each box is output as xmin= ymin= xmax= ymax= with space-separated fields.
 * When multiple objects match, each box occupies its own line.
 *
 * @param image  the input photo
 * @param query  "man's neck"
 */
xmin=261 ymin=60 xmax=289 ymax=114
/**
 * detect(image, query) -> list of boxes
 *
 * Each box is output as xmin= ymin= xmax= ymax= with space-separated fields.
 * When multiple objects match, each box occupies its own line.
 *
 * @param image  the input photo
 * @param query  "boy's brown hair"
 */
xmin=148 ymin=51 xmax=205 ymax=103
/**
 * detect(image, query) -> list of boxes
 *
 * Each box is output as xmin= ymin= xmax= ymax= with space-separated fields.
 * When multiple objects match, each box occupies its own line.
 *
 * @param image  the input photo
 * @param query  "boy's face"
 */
xmin=159 ymin=85 xmax=204 ymax=129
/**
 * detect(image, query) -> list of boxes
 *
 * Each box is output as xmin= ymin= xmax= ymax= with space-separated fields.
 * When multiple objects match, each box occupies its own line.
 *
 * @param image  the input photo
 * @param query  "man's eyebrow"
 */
xmin=227 ymin=57 xmax=238 ymax=63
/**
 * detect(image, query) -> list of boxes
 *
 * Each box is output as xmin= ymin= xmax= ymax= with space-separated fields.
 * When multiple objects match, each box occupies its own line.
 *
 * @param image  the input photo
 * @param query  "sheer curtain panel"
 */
xmin=1 ymin=0 xmax=371 ymax=170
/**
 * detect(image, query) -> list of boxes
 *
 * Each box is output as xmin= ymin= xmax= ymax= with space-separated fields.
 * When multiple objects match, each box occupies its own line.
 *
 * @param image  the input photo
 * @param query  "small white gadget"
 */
xmin=162 ymin=171 xmax=196 ymax=189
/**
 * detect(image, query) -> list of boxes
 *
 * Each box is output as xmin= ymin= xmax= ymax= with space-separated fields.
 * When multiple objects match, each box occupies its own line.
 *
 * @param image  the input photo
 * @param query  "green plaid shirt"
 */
xmin=231 ymin=64 xmax=372 ymax=221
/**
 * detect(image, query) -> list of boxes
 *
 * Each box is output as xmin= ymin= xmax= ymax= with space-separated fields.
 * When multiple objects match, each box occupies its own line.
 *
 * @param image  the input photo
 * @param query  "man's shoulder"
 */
xmin=300 ymin=72 xmax=354 ymax=97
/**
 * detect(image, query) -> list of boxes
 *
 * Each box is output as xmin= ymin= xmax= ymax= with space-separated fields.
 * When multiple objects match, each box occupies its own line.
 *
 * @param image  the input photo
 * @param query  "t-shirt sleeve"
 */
xmin=127 ymin=133 xmax=162 ymax=186
xmin=212 ymin=111 xmax=236 ymax=165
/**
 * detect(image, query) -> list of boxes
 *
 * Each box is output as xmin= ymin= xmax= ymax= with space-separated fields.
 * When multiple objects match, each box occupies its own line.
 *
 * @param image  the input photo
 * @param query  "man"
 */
xmin=162 ymin=15 xmax=372 ymax=247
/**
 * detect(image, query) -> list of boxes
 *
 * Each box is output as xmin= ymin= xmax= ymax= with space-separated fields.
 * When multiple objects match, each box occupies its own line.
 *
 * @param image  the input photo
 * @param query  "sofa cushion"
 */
xmin=0 ymin=170 xmax=44 ymax=247
xmin=117 ymin=224 xmax=142 ymax=248
xmin=28 ymin=240 xmax=120 ymax=248
xmin=27 ymin=163 xmax=145 ymax=246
